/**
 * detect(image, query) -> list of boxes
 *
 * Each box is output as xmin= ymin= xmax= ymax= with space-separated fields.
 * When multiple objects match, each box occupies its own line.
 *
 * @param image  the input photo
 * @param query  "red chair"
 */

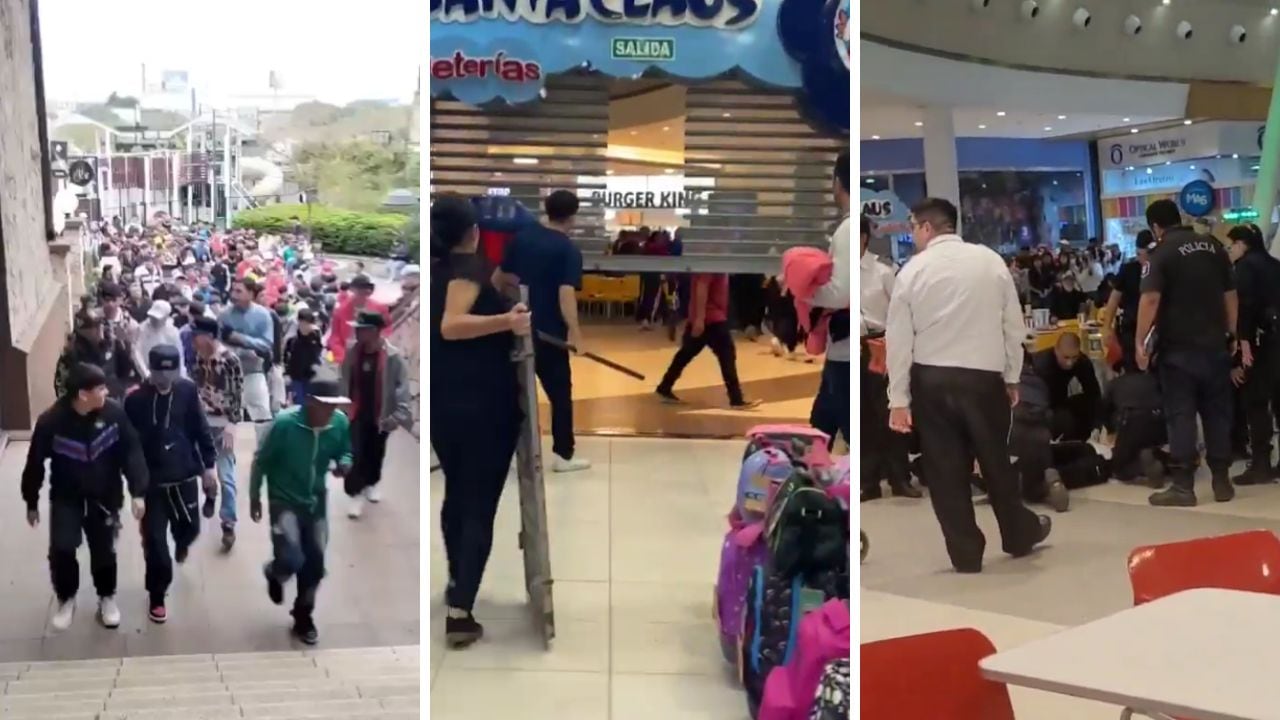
xmin=861 ymin=628 xmax=1015 ymax=720
xmin=1127 ymin=529 xmax=1280 ymax=606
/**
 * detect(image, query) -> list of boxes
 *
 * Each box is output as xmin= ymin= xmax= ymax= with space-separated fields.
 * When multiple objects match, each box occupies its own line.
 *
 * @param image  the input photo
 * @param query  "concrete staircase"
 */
xmin=0 ymin=646 xmax=418 ymax=719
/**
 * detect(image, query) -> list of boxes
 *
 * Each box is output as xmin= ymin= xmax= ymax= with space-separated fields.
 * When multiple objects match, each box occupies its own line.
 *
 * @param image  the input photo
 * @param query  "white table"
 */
xmin=980 ymin=588 xmax=1280 ymax=720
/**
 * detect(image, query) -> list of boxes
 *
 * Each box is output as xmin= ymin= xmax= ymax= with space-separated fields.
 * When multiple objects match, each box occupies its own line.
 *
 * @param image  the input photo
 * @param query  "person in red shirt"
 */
xmin=327 ymin=274 xmax=389 ymax=364
xmin=655 ymin=273 xmax=760 ymax=408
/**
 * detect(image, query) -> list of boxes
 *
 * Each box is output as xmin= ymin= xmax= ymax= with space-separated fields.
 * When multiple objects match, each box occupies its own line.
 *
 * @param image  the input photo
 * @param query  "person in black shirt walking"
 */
xmin=1103 ymin=232 xmax=1154 ymax=371
xmin=284 ymin=308 xmax=324 ymax=403
xmin=1136 ymin=200 xmax=1238 ymax=506
xmin=125 ymin=345 xmax=218 ymax=624
xmin=22 ymin=363 xmax=149 ymax=632
xmin=1225 ymin=224 xmax=1280 ymax=485
xmin=430 ymin=194 xmax=530 ymax=649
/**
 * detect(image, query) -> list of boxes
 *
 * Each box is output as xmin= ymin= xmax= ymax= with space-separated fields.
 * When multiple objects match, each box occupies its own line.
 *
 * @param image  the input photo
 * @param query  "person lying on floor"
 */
xmin=1030 ymin=333 xmax=1101 ymax=442
xmin=1101 ymin=363 xmax=1168 ymax=487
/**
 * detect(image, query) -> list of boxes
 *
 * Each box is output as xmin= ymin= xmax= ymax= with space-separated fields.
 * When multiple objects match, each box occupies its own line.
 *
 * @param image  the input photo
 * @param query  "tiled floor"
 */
xmin=862 ymin=462 xmax=1280 ymax=718
xmin=0 ymin=426 xmax=420 ymax=661
xmin=428 ymin=436 xmax=753 ymax=720
xmin=0 ymin=645 xmax=418 ymax=719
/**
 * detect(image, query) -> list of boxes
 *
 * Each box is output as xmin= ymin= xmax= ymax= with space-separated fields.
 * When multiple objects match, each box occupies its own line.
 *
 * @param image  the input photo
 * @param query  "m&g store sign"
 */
xmin=430 ymin=0 xmax=762 ymax=28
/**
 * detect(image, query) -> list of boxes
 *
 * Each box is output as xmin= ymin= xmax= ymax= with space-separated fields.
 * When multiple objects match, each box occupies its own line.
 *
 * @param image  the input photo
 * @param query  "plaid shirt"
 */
xmin=192 ymin=346 xmax=244 ymax=423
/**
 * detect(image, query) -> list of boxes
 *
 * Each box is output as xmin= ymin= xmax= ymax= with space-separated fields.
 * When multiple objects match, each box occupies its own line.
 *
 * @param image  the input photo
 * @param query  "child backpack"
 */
xmin=765 ymin=469 xmax=849 ymax=579
xmin=758 ymin=599 xmax=851 ymax=720
xmin=745 ymin=424 xmax=832 ymax=470
xmin=734 ymin=448 xmax=794 ymax=524
xmin=808 ymin=658 xmax=850 ymax=720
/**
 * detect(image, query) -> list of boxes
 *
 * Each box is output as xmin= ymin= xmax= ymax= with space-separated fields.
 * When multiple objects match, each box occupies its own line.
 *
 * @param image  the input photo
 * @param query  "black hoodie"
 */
xmin=124 ymin=379 xmax=216 ymax=485
xmin=22 ymin=398 xmax=149 ymax=512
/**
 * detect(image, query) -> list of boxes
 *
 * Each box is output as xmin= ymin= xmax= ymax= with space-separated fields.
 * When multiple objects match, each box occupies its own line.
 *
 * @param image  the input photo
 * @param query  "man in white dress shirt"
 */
xmin=860 ymin=214 xmax=919 ymax=501
xmin=885 ymin=197 xmax=1050 ymax=573
xmin=809 ymin=150 xmax=852 ymax=448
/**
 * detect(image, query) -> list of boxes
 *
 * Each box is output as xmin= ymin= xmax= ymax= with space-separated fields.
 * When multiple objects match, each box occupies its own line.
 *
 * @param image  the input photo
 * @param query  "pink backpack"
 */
xmin=732 ymin=448 xmax=794 ymax=526
xmin=757 ymin=599 xmax=851 ymax=720
xmin=745 ymin=424 xmax=832 ymax=470
xmin=714 ymin=522 xmax=770 ymax=665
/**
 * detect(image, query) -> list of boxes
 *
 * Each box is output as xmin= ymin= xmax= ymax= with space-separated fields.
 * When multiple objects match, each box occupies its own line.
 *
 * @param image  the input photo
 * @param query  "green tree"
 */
xmin=290 ymin=140 xmax=419 ymax=212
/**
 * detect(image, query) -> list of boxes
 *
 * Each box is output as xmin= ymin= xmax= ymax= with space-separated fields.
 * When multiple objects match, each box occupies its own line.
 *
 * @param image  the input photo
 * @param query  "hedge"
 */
xmin=232 ymin=204 xmax=410 ymax=257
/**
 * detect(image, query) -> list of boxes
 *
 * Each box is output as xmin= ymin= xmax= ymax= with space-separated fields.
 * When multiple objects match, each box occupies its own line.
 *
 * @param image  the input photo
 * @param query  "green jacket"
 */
xmin=250 ymin=406 xmax=352 ymax=516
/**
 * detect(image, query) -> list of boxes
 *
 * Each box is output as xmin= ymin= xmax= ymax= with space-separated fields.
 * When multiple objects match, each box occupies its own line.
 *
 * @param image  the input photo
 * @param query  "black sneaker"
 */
xmin=655 ymin=388 xmax=684 ymax=404
xmin=1009 ymin=514 xmax=1052 ymax=558
xmin=1149 ymin=486 xmax=1197 ymax=507
xmin=220 ymin=526 xmax=236 ymax=553
xmin=1139 ymin=449 xmax=1166 ymax=488
xmin=888 ymin=481 xmax=923 ymax=499
xmin=1233 ymin=465 xmax=1275 ymax=486
xmin=291 ymin=615 xmax=318 ymax=646
xmin=445 ymin=612 xmax=484 ymax=649
xmin=1043 ymin=469 xmax=1070 ymax=513
xmin=730 ymin=398 xmax=763 ymax=410
xmin=860 ymin=485 xmax=883 ymax=502
xmin=265 ymin=571 xmax=284 ymax=606
xmin=174 ymin=543 xmax=190 ymax=565
xmin=1212 ymin=470 xmax=1235 ymax=502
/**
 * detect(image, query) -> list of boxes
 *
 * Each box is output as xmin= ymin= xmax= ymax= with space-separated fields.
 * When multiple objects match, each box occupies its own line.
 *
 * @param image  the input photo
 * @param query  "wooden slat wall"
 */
xmin=682 ymin=80 xmax=844 ymax=255
xmin=429 ymin=73 xmax=609 ymax=250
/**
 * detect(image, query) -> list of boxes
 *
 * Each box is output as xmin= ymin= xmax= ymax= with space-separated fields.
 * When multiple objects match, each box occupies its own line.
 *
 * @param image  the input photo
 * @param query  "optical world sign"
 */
xmin=430 ymin=0 xmax=762 ymax=28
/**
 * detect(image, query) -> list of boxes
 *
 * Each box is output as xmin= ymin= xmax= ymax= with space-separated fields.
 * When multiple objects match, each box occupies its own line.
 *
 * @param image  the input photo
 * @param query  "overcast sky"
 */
xmin=39 ymin=0 xmax=423 ymax=106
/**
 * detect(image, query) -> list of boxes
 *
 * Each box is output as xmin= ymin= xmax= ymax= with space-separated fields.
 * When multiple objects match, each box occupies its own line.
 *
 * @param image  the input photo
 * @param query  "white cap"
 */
xmin=147 ymin=300 xmax=172 ymax=319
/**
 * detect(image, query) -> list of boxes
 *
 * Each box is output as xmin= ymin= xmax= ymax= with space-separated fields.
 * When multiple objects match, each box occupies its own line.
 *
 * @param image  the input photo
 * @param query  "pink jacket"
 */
xmin=781 ymin=247 xmax=834 ymax=355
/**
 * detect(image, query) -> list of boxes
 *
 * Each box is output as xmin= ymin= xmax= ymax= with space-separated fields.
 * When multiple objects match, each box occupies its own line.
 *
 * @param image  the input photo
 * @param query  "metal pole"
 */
xmin=210 ymin=111 xmax=218 ymax=225
xmin=30 ymin=0 xmax=55 ymax=241
xmin=223 ymin=121 xmax=232 ymax=226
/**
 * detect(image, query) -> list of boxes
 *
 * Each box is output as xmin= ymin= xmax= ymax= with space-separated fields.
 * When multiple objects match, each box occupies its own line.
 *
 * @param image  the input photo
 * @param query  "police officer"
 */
xmin=1225 ymin=224 xmax=1280 ymax=485
xmin=1135 ymin=200 xmax=1238 ymax=506
xmin=1103 ymin=231 xmax=1154 ymax=371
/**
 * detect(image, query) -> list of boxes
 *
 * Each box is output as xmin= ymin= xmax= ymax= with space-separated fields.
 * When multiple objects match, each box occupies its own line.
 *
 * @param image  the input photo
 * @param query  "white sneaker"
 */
xmin=348 ymin=496 xmax=365 ymax=519
xmin=98 ymin=596 xmax=121 ymax=629
xmin=771 ymin=337 xmax=784 ymax=357
xmin=363 ymin=485 xmax=382 ymax=503
xmin=552 ymin=455 xmax=592 ymax=473
xmin=50 ymin=599 xmax=75 ymax=632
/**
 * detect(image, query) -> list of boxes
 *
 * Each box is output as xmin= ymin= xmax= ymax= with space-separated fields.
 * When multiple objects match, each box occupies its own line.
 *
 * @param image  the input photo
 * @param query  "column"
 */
xmin=1257 ymin=50 xmax=1280 ymax=250
xmin=922 ymin=106 xmax=961 ymax=233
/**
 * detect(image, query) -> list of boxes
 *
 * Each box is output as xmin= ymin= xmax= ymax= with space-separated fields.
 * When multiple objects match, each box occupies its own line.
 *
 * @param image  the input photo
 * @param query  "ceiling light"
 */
xmin=865 ymin=178 xmax=876 ymax=184
xmin=1183 ymin=119 xmax=1193 ymax=125
xmin=513 ymin=157 xmax=538 ymax=165
xmin=722 ymin=112 xmax=732 ymax=118
xmin=1189 ymin=165 xmax=1196 ymax=170
xmin=662 ymin=126 xmax=670 ymax=131
xmin=1162 ymin=0 xmax=1169 ymax=5
xmin=606 ymin=170 xmax=614 ymax=175
xmin=1233 ymin=153 xmax=1240 ymax=158
xmin=996 ymin=111 xmax=1006 ymax=117
xmin=1123 ymin=117 xmax=1131 ymax=122
xmin=1273 ymin=8 xmax=1278 ymax=16
xmin=914 ymin=121 xmax=924 ymax=127
xmin=629 ymin=130 xmax=637 ymax=136
xmin=1044 ymin=126 xmax=1053 ymax=131
xmin=1165 ymin=161 xmax=1171 ymax=165
xmin=1052 ymin=180 xmax=1059 ymax=185
xmin=978 ymin=124 xmax=987 ymax=130
xmin=1253 ymin=165 xmax=1262 ymax=171
xmin=1146 ymin=168 xmax=1153 ymax=174
xmin=1126 ymin=166 xmax=1135 ymax=171
xmin=871 ymin=134 xmax=881 ymax=139
xmin=1131 ymin=128 xmax=1140 ymax=133
xmin=1057 ymin=115 xmax=1067 ymax=120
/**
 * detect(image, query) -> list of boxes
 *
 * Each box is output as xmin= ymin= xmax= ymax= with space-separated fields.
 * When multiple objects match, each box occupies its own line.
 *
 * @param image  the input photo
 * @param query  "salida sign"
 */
xmin=429 ymin=50 xmax=542 ymax=82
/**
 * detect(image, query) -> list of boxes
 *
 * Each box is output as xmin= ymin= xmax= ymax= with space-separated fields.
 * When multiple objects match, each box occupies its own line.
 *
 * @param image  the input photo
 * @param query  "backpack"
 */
xmin=764 ymin=468 xmax=848 ymax=579
xmin=715 ymin=523 xmax=771 ymax=665
xmin=734 ymin=448 xmax=794 ymax=525
xmin=741 ymin=566 xmax=848 ymax=718
xmin=808 ymin=658 xmax=850 ymax=720
xmin=745 ymin=424 xmax=832 ymax=470
xmin=758 ymin=600 xmax=850 ymax=720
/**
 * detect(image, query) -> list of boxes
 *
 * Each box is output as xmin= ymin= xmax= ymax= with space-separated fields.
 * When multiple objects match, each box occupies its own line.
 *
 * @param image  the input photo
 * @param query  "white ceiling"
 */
xmin=861 ymin=89 xmax=1178 ymax=140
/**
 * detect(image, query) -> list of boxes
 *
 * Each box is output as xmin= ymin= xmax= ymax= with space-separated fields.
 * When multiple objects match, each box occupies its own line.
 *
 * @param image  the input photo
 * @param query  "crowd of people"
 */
xmin=864 ymin=192 xmax=1280 ymax=572
xmin=22 ymin=214 xmax=415 ymax=643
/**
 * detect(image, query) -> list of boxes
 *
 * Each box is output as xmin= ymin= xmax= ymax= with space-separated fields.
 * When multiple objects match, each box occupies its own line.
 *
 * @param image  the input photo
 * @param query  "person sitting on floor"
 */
xmin=1101 ymin=364 xmax=1168 ymax=487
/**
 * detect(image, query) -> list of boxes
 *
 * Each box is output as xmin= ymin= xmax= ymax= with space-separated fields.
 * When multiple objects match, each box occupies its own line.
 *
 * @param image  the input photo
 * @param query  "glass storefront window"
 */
xmin=957 ymin=171 xmax=1088 ymax=254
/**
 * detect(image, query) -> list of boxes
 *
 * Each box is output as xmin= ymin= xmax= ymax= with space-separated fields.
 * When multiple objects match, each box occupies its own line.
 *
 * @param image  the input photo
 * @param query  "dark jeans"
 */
xmin=288 ymin=379 xmax=310 ymax=406
xmin=1009 ymin=417 xmax=1052 ymax=503
xmin=346 ymin=418 xmax=390 ymax=497
xmin=658 ymin=322 xmax=745 ymax=405
xmin=142 ymin=479 xmax=201 ymax=599
xmin=814 ymin=359 xmax=852 ymax=450
xmin=49 ymin=500 xmax=119 ymax=602
xmin=1112 ymin=409 xmax=1168 ymax=480
xmin=861 ymin=368 xmax=908 ymax=487
xmin=637 ymin=273 xmax=661 ymax=323
xmin=910 ymin=364 xmax=1041 ymax=570
xmin=534 ymin=339 xmax=575 ymax=460
xmin=264 ymin=506 xmax=328 ymax=619
xmin=433 ymin=412 xmax=520 ymax=612
xmin=1159 ymin=348 xmax=1234 ymax=484
xmin=1241 ymin=343 xmax=1280 ymax=470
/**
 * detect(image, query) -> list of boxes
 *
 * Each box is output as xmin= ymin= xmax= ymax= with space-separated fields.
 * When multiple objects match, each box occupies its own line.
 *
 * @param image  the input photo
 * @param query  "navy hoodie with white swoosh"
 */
xmin=124 ymin=379 xmax=217 ymax=486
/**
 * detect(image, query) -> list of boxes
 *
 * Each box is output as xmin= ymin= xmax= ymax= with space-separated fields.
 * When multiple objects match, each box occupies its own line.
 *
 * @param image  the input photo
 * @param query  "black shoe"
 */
xmin=888 ymin=481 xmax=923 ymax=499
xmin=1009 ymin=514 xmax=1052 ymax=558
xmin=1212 ymin=471 xmax=1235 ymax=502
xmin=202 ymin=497 xmax=216 ymax=519
xmin=266 ymin=573 xmax=284 ymax=606
xmin=174 ymin=543 xmax=189 ymax=565
xmin=291 ymin=615 xmax=318 ymax=646
xmin=655 ymin=388 xmax=684 ymax=404
xmin=1043 ymin=470 xmax=1070 ymax=513
xmin=860 ymin=485 xmax=883 ymax=502
xmin=220 ymin=526 xmax=236 ymax=553
xmin=445 ymin=612 xmax=484 ymax=649
xmin=1233 ymin=466 xmax=1276 ymax=486
xmin=730 ymin=398 xmax=763 ymax=410
xmin=1139 ymin=449 xmax=1166 ymax=489
xmin=1149 ymin=486 xmax=1197 ymax=507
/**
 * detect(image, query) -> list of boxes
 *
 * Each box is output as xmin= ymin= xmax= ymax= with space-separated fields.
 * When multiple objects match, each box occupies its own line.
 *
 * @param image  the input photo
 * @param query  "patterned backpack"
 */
xmin=734 ymin=448 xmax=794 ymax=524
xmin=745 ymin=424 xmax=832 ymax=470
xmin=808 ymin=658 xmax=850 ymax=720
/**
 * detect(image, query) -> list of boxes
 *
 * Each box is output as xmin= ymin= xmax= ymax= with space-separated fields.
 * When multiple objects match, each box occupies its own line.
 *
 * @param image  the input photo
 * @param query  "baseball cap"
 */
xmin=191 ymin=316 xmax=220 ymax=336
xmin=307 ymin=378 xmax=350 ymax=405
xmin=351 ymin=309 xmax=386 ymax=330
xmin=68 ymin=362 xmax=107 ymax=395
xmin=147 ymin=299 xmax=173 ymax=320
xmin=148 ymin=344 xmax=181 ymax=371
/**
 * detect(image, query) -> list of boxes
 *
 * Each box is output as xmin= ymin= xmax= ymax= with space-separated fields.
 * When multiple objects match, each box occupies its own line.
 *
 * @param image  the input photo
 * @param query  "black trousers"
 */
xmin=534 ymin=339 xmax=576 ymax=460
xmin=636 ymin=273 xmax=661 ymax=323
xmin=1009 ymin=417 xmax=1052 ymax=503
xmin=142 ymin=479 xmax=200 ymax=599
xmin=1241 ymin=344 xmax=1279 ymax=470
xmin=731 ymin=274 xmax=766 ymax=331
xmin=1158 ymin=348 xmax=1233 ymax=484
xmin=813 ymin=359 xmax=851 ymax=450
xmin=1049 ymin=395 xmax=1096 ymax=441
xmin=1112 ymin=410 xmax=1167 ymax=480
xmin=861 ymin=367 xmax=906 ymax=487
xmin=49 ymin=499 xmax=119 ymax=602
xmin=1118 ymin=321 xmax=1138 ymax=372
xmin=658 ymin=322 xmax=745 ymax=405
xmin=910 ymin=365 xmax=1041 ymax=570
xmin=346 ymin=417 xmax=390 ymax=496
xmin=433 ymin=411 xmax=520 ymax=612
xmin=265 ymin=506 xmax=328 ymax=619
